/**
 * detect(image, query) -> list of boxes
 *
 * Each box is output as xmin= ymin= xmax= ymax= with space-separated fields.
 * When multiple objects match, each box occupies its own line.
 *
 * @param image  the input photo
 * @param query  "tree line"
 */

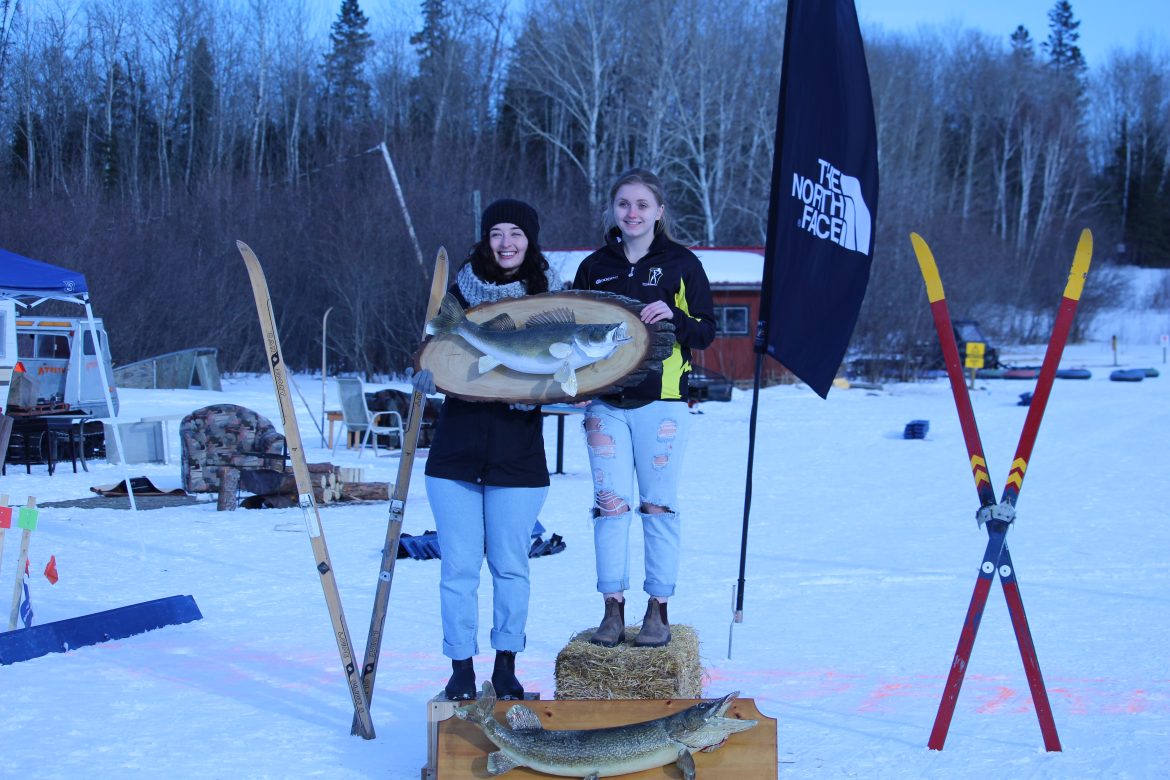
xmin=0 ymin=0 xmax=1166 ymax=379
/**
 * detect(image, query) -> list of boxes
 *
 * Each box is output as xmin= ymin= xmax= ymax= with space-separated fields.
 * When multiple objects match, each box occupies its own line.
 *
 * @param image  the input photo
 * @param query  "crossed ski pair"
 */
xmin=911 ymin=229 xmax=1092 ymax=752
xmin=239 ymin=242 xmax=449 ymax=739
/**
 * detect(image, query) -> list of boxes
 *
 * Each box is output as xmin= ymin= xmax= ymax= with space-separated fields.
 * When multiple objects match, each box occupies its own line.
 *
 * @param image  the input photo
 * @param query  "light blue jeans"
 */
xmin=426 ymin=477 xmax=548 ymax=660
xmin=583 ymin=400 xmax=691 ymax=598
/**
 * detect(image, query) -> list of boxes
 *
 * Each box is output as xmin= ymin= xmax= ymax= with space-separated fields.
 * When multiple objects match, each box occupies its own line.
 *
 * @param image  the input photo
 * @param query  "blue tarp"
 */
xmin=0 ymin=246 xmax=89 ymax=300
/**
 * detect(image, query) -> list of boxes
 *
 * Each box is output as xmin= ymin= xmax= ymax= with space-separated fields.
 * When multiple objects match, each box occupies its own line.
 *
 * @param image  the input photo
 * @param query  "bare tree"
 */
xmin=507 ymin=0 xmax=626 ymax=209
xmin=0 ymin=0 xmax=20 ymax=101
xmin=660 ymin=0 xmax=776 ymax=244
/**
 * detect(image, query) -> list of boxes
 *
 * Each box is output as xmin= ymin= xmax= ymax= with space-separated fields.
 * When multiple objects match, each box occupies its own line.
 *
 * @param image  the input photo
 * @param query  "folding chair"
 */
xmin=333 ymin=377 xmax=403 ymax=458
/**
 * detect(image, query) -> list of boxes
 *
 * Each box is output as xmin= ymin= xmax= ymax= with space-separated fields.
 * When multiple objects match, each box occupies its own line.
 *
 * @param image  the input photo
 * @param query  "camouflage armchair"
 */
xmin=180 ymin=403 xmax=286 ymax=493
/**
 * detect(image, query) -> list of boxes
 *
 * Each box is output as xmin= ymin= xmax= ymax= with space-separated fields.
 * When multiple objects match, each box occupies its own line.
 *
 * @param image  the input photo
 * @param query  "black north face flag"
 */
xmin=758 ymin=0 xmax=879 ymax=398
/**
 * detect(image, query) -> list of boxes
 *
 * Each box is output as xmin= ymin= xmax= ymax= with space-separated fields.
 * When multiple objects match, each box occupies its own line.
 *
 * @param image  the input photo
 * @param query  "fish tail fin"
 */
xmin=425 ymin=293 xmax=464 ymax=336
xmin=454 ymin=681 xmax=498 ymax=726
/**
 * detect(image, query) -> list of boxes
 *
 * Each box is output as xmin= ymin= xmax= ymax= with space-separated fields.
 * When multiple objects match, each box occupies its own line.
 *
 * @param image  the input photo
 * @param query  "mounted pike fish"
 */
xmin=425 ymin=293 xmax=631 ymax=396
xmin=455 ymin=681 xmax=757 ymax=779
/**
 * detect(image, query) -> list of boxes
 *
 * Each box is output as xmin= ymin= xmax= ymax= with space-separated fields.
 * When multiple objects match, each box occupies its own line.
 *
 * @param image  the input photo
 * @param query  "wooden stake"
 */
xmin=7 ymin=497 xmax=37 ymax=631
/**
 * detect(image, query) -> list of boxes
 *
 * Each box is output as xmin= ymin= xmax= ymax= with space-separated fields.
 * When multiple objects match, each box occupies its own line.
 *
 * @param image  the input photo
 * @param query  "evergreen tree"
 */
xmin=180 ymin=35 xmax=217 ymax=186
xmin=411 ymin=0 xmax=450 ymax=65
xmin=322 ymin=0 xmax=373 ymax=123
xmin=1042 ymin=1 xmax=1086 ymax=74
xmin=409 ymin=0 xmax=451 ymax=134
xmin=1009 ymin=25 xmax=1034 ymax=60
xmin=99 ymin=59 xmax=132 ymax=192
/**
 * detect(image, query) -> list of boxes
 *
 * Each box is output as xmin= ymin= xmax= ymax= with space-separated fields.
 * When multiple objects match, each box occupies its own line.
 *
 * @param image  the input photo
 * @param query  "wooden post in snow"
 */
xmin=7 ymin=497 xmax=37 ymax=630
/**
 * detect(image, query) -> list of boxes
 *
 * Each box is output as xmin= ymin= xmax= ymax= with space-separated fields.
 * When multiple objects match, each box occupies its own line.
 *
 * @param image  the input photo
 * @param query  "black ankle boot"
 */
xmin=445 ymin=657 xmax=476 ymax=701
xmin=491 ymin=650 xmax=525 ymax=700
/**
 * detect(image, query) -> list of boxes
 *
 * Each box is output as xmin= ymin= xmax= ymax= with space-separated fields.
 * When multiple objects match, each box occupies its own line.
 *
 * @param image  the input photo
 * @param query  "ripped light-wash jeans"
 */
xmin=583 ymin=400 xmax=691 ymax=598
xmin=426 ymin=476 xmax=548 ymax=660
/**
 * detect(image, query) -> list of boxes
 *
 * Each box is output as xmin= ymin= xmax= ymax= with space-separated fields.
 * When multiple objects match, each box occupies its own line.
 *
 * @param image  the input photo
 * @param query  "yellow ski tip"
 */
xmin=910 ymin=233 xmax=945 ymax=303
xmin=1063 ymin=229 xmax=1092 ymax=301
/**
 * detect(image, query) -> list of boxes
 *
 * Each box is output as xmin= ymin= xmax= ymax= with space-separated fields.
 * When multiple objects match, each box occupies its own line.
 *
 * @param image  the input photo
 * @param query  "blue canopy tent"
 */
xmin=1 ymin=246 xmax=138 ymax=510
xmin=0 ymin=248 xmax=89 ymax=301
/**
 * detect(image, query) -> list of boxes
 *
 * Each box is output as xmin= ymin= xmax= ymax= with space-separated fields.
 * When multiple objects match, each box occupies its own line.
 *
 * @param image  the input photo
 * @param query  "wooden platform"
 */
xmin=432 ymin=697 xmax=776 ymax=779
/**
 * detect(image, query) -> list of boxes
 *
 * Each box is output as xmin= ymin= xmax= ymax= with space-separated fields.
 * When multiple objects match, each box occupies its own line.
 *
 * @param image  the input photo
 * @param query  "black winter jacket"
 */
xmin=572 ymin=230 xmax=716 ymax=402
xmin=423 ymin=283 xmax=550 ymax=488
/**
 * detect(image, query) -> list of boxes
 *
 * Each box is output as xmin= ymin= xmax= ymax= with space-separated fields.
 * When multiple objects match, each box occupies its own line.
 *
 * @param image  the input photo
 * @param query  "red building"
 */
xmin=548 ymin=248 xmax=785 ymax=384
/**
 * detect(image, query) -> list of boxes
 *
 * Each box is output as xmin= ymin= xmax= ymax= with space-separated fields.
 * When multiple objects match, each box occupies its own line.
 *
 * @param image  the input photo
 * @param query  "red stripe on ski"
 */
xmin=927 ymin=530 xmax=1004 ymax=750
xmin=998 ymin=549 xmax=1062 ymax=752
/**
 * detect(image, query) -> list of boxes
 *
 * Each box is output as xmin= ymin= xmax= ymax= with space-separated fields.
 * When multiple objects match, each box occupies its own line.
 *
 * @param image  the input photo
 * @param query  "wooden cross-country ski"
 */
xmin=237 ymin=241 xmax=375 ymax=740
xmin=353 ymin=247 xmax=449 ymax=732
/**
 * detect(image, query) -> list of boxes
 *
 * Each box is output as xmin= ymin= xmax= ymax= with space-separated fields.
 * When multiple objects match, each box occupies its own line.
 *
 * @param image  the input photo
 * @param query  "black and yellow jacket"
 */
xmin=573 ymin=230 xmax=716 ymax=403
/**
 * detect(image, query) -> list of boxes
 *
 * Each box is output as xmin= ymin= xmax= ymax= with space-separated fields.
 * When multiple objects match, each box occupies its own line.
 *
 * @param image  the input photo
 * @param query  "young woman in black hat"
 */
xmin=412 ymin=198 xmax=562 ymax=700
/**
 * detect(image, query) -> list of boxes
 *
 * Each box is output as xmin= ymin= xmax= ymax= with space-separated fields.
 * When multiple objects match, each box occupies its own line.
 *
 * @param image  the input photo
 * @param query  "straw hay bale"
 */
xmin=553 ymin=624 xmax=703 ymax=700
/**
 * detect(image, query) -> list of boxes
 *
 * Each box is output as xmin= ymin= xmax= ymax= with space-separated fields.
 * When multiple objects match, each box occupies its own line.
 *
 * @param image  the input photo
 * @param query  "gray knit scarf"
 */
xmin=455 ymin=262 xmax=563 ymax=308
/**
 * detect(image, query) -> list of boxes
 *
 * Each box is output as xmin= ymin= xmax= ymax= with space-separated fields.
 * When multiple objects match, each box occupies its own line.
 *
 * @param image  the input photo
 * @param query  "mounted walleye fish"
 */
xmin=419 ymin=290 xmax=676 ymax=404
xmin=454 ymin=681 xmax=757 ymax=779
xmin=425 ymin=293 xmax=629 ymax=396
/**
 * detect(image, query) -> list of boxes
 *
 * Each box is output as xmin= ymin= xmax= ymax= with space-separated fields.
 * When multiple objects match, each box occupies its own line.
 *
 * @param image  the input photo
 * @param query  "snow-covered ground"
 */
xmin=1 ymin=334 xmax=1167 ymax=778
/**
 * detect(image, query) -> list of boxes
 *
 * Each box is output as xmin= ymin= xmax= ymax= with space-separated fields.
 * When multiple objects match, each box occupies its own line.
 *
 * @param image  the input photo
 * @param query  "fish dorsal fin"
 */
xmin=506 ymin=704 xmax=544 ymax=731
xmin=525 ymin=308 xmax=576 ymax=327
xmin=481 ymin=313 xmax=517 ymax=331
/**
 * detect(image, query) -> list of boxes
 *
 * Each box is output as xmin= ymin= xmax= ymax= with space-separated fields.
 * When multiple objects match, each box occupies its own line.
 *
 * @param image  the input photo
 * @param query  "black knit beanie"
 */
xmin=481 ymin=198 xmax=540 ymax=246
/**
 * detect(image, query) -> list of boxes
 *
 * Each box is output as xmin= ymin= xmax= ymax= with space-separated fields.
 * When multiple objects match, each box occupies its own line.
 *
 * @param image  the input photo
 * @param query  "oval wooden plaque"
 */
xmin=417 ymin=290 xmax=675 ymax=403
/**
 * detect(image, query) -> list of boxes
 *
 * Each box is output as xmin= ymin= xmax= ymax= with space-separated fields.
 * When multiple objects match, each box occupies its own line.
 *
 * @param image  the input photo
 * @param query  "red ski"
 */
xmin=911 ymin=229 xmax=1092 ymax=751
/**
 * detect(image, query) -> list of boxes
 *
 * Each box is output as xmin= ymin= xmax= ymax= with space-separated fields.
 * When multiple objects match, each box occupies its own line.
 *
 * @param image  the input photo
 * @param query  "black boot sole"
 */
xmin=444 ymin=690 xmax=477 ymax=701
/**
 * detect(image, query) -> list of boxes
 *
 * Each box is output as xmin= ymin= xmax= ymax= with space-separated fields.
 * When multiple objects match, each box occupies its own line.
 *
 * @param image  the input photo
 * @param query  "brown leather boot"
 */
xmin=589 ymin=597 xmax=626 ymax=647
xmin=633 ymin=598 xmax=670 ymax=647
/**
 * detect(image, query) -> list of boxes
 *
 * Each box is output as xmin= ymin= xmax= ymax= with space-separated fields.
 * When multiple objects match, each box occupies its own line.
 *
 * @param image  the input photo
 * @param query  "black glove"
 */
xmin=408 ymin=367 xmax=436 ymax=395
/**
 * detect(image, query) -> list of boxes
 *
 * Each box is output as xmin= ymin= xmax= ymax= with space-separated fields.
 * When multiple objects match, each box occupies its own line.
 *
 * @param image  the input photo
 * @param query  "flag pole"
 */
xmin=729 ymin=349 xmax=766 ymax=659
xmin=729 ymin=0 xmax=798 ymax=659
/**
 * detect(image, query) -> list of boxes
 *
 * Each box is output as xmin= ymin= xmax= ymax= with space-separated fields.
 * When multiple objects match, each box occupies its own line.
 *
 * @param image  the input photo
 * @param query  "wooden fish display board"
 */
xmin=433 ymin=697 xmax=776 ymax=779
xmin=418 ymin=290 xmax=676 ymax=404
